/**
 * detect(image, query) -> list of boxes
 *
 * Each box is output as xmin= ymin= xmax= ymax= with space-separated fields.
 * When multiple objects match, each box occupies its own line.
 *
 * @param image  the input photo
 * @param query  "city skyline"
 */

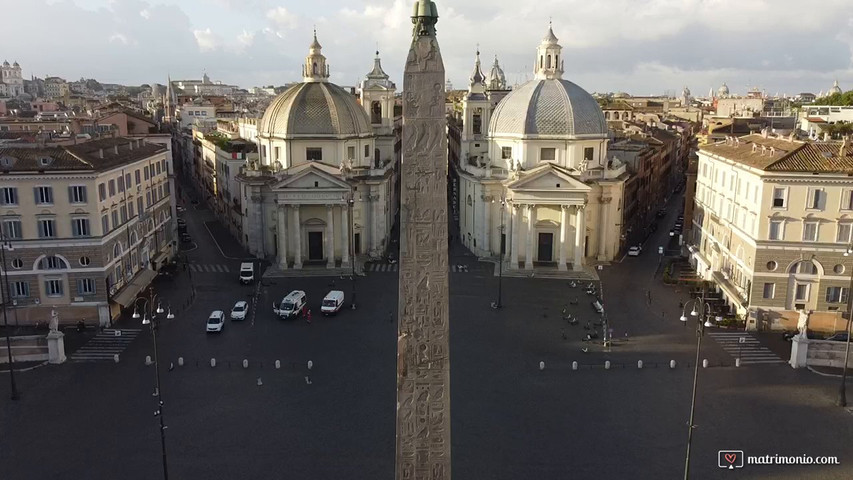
xmin=5 ymin=0 xmax=852 ymax=96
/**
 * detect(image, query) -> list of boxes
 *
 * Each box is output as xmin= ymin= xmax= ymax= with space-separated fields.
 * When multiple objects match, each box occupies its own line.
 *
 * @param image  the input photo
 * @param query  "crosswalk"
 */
xmin=69 ymin=328 xmax=143 ymax=362
xmin=708 ymin=331 xmax=786 ymax=365
xmin=189 ymin=263 xmax=231 ymax=273
xmin=366 ymin=263 xmax=472 ymax=273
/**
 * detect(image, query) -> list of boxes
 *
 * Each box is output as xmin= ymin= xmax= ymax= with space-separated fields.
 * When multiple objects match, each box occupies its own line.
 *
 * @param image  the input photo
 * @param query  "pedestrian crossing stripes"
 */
xmin=366 ymin=263 xmax=472 ymax=273
xmin=189 ymin=263 xmax=231 ymax=273
xmin=708 ymin=332 xmax=786 ymax=365
xmin=70 ymin=329 xmax=142 ymax=362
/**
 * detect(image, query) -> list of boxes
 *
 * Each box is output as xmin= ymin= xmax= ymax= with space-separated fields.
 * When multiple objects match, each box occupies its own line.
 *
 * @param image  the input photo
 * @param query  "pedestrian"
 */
xmin=302 ymin=305 xmax=307 ymax=319
xmin=624 ymin=331 xmax=629 ymax=341
xmin=306 ymin=309 xmax=312 ymax=324
xmin=647 ymin=290 xmax=652 ymax=305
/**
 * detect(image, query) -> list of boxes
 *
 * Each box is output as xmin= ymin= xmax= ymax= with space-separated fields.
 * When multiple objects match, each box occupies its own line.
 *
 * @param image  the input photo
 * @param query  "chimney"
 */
xmin=788 ymin=132 xmax=795 ymax=143
xmin=98 ymin=148 xmax=104 ymax=159
xmin=752 ymin=143 xmax=758 ymax=153
xmin=841 ymin=137 xmax=850 ymax=157
xmin=823 ymin=132 xmax=830 ymax=142
xmin=128 ymin=140 xmax=133 ymax=151
xmin=114 ymin=144 xmax=119 ymax=155
xmin=761 ymin=128 xmax=768 ymax=138
xmin=761 ymin=145 xmax=767 ymax=156
xmin=734 ymin=137 xmax=740 ymax=147
xmin=770 ymin=147 xmax=776 ymax=156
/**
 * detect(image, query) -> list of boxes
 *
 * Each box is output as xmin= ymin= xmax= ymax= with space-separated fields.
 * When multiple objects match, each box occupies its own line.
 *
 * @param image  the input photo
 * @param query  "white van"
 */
xmin=273 ymin=290 xmax=306 ymax=319
xmin=321 ymin=290 xmax=345 ymax=315
xmin=239 ymin=262 xmax=254 ymax=284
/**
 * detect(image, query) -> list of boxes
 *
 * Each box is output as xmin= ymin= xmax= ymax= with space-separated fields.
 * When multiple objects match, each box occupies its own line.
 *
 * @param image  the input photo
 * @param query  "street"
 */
xmin=2 ymin=197 xmax=852 ymax=480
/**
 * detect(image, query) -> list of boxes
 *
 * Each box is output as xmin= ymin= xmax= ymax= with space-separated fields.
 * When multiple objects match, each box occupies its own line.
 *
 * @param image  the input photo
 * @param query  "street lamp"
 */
xmin=679 ymin=287 xmax=714 ymax=480
xmin=492 ymin=197 xmax=509 ymax=309
xmin=133 ymin=290 xmax=175 ymax=480
xmin=837 ymin=246 xmax=853 ymax=407
xmin=343 ymin=193 xmax=357 ymax=310
xmin=1 ymin=234 xmax=20 ymax=400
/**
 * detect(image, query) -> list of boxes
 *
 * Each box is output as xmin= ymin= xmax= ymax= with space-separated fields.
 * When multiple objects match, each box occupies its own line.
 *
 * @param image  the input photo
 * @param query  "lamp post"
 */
xmin=133 ymin=290 xmax=175 ymax=480
xmin=1 ymin=234 xmax=20 ymax=400
xmin=493 ymin=197 xmax=509 ymax=309
xmin=679 ymin=287 xmax=714 ymax=480
xmin=344 ymin=194 xmax=357 ymax=310
xmin=837 ymin=246 xmax=853 ymax=407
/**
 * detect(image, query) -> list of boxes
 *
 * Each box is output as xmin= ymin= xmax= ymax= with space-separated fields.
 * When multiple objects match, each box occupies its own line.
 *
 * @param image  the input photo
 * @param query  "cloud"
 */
xmin=139 ymin=9 xmax=150 ymax=20
xmin=109 ymin=33 xmax=130 ymax=45
xmin=237 ymin=30 xmax=256 ymax=50
xmin=193 ymin=28 xmax=221 ymax=52
xmin=266 ymin=6 xmax=298 ymax=31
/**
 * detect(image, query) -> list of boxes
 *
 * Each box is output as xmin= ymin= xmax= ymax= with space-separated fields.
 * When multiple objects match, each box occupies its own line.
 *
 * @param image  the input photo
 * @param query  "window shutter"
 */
xmin=33 ymin=187 xmax=39 ymax=204
xmin=68 ymin=186 xmax=75 ymax=203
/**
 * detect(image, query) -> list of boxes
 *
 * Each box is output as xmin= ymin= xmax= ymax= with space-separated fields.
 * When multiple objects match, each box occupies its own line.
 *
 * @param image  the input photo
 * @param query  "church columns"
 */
xmin=525 ymin=204 xmax=535 ymax=270
xmin=341 ymin=204 xmax=350 ymax=267
xmin=574 ymin=205 xmax=586 ymax=271
xmin=292 ymin=205 xmax=303 ymax=269
xmin=559 ymin=205 xmax=568 ymax=271
xmin=510 ymin=204 xmax=520 ymax=269
xmin=504 ymin=202 xmax=513 ymax=262
xmin=326 ymin=205 xmax=335 ymax=268
xmin=277 ymin=205 xmax=288 ymax=269
xmin=598 ymin=197 xmax=611 ymax=261
xmin=482 ymin=195 xmax=491 ymax=254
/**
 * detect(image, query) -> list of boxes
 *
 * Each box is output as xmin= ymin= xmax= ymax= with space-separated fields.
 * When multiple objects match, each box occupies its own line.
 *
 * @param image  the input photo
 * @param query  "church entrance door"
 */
xmin=537 ymin=232 xmax=553 ymax=262
xmin=308 ymin=232 xmax=324 ymax=260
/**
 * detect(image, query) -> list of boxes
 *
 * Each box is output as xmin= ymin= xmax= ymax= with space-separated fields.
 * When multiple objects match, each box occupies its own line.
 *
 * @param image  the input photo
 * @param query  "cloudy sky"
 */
xmin=7 ymin=0 xmax=853 ymax=96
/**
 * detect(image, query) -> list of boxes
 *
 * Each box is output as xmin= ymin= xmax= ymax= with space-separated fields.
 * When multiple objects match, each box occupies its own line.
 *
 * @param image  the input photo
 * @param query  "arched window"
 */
xmin=467 ymin=195 xmax=472 ymax=206
xmin=38 ymin=255 xmax=69 ymax=270
xmin=605 ymin=112 xmax=611 ymax=120
xmin=546 ymin=55 xmax=551 ymax=68
xmin=789 ymin=260 xmax=818 ymax=275
xmin=129 ymin=231 xmax=138 ymax=245
xmin=539 ymin=56 xmax=543 ymax=69
xmin=371 ymin=101 xmax=382 ymax=124
xmin=312 ymin=62 xmax=317 ymax=75
xmin=113 ymin=242 xmax=123 ymax=259
xmin=555 ymin=54 xmax=559 ymax=68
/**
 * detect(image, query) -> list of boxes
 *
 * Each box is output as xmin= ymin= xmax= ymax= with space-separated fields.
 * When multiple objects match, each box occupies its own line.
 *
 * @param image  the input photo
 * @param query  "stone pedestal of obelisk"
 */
xmin=396 ymin=1 xmax=451 ymax=479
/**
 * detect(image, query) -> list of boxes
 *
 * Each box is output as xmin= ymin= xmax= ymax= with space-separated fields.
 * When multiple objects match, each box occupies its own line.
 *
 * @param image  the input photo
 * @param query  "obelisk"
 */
xmin=396 ymin=1 xmax=450 ymax=479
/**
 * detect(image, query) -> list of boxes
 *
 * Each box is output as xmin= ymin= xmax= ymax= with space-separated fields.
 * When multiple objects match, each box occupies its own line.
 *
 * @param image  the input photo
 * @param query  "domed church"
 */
xmin=239 ymin=33 xmax=398 ymax=270
xmin=453 ymin=25 xmax=627 ymax=271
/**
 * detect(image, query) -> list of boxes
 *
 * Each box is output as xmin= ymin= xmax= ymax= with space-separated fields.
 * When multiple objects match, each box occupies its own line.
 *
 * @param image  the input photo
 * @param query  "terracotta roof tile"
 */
xmin=700 ymin=134 xmax=853 ymax=173
xmin=0 ymin=137 xmax=166 ymax=173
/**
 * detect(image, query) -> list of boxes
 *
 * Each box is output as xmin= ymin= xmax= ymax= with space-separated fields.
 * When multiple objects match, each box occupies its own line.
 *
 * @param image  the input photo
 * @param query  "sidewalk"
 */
xmin=203 ymin=220 xmax=252 ymax=260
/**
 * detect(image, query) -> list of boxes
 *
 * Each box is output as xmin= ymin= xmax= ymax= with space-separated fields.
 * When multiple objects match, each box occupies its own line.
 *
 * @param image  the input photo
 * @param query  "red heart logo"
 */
xmin=725 ymin=453 xmax=737 ymax=464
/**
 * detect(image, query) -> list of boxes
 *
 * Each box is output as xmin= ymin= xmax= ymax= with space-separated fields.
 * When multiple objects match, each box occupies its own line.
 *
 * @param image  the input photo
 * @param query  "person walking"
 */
xmin=306 ymin=309 xmax=312 ymax=324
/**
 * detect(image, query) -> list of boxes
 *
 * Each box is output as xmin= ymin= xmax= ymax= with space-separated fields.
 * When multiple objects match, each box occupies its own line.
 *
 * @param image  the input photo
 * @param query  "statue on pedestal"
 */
xmin=49 ymin=309 xmax=59 ymax=333
xmin=797 ymin=309 xmax=809 ymax=338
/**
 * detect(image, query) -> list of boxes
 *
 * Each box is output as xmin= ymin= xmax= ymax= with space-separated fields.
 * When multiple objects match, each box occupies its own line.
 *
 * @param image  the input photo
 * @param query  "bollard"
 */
xmin=735 ymin=358 xmax=741 ymax=368
xmin=702 ymin=359 xmax=709 ymax=368
xmin=178 ymin=357 xmax=184 ymax=367
xmin=114 ymin=354 xmax=120 ymax=363
xmin=243 ymin=359 xmax=249 ymax=369
xmin=145 ymin=355 xmax=152 ymax=366
xmin=637 ymin=360 xmax=643 ymax=369
xmin=605 ymin=360 xmax=611 ymax=370
xmin=539 ymin=361 xmax=545 ymax=371
xmin=257 ymin=377 xmax=263 ymax=386
xmin=572 ymin=361 xmax=578 ymax=371
xmin=670 ymin=360 xmax=676 ymax=369
xmin=307 ymin=360 xmax=313 ymax=371
xmin=210 ymin=358 xmax=216 ymax=368
xmin=275 ymin=360 xmax=281 ymax=370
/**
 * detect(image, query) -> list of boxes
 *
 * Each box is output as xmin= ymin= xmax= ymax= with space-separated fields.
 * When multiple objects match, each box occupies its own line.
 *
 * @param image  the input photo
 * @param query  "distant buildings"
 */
xmin=0 ymin=60 xmax=24 ymax=98
xmin=172 ymin=73 xmax=237 ymax=97
xmin=43 ymin=76 xmax=69 ymax=100
xmin=689 ymin=132 xmax=853 ymax=334
xmin=0 ymin=136 xmax=176 ymax=326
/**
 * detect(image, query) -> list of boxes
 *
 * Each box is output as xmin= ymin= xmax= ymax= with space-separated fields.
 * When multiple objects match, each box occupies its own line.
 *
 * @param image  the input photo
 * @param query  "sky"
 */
xmin=6 ymin=0 xmax=853 ymax=96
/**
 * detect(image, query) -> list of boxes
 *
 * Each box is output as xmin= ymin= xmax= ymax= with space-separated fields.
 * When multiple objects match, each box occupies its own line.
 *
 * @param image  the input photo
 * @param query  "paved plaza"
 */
xmin=2 ymin=198 xmax=852 ymax=479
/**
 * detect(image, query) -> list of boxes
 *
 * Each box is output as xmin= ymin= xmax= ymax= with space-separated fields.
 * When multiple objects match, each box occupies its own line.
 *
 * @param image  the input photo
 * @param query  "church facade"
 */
xmin=451 ymin=26 xmax=627 ymax=270
xmin=237 ymin=34 xmax=399 ymax=269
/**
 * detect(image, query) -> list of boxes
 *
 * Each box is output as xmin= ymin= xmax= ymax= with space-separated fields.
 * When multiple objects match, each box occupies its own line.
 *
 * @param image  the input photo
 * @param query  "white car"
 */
xmin=628 ymin=246 xmax=642 ymax=257
xmin=230 ymin=301 xmax=249 ymax=321
xmin=206 ymin=310 xmax=226 ymax=333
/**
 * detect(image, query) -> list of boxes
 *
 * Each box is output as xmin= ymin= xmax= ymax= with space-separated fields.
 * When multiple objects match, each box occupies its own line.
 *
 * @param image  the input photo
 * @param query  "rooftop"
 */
xmin=701 ymin=134 xmax=853 ymax=173
xmin=0 ymin=137 xmax=166 ymax=173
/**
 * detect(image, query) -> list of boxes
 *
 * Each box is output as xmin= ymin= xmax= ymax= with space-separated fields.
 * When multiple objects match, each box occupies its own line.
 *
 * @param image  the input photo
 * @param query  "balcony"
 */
xmin=711 ymin=270 xmax=749 ymax=306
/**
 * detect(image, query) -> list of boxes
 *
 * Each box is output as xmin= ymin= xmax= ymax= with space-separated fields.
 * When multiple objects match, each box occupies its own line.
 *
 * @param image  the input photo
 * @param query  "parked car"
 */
xmin=239 ymin=262 xmax=255 ymax=284
xmin=176 ymin=206 xmax=186 ymax=213
xmin=273 ymin=290 xmax=307 ymax=319
xmin=627 ymin=246 xmax=641 ymax=257
xmin=230 ymin=301 xmax=249 ymax=321
xmin=177 ymin=218 xmax=187 ymax=228
xmin=180 ymin=233 xmax=192 ymax=243
xmin=206 ymin=310 xmax=226 ymax=333
xmin=321 ymin=290 xmax=345 ymax=315
xmin=826 ymin=333 xmax=849 ymax=342
xmin=656 ymin=209 xmax=667 ymax=218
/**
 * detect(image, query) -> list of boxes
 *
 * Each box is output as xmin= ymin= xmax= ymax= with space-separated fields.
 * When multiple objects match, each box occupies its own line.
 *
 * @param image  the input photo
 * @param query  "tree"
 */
xmin=813 ymin=90 xmax=853 ymax=106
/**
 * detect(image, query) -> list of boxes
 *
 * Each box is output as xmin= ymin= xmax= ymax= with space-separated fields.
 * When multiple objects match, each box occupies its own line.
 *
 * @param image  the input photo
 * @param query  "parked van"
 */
xmin=321 ymin=290 xmax=345 ymax=315
xmin=239 ymin=262 xmax=254 ymax=284
xmin=273 ymin=290 xmax=306 ymax=319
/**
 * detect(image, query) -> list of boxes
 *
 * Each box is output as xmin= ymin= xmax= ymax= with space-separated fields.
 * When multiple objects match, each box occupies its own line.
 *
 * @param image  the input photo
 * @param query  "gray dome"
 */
xmin=259 ymin=82 xmax=372 ymax=138
xmin=489 ymin=78 xmax=607 ymax=139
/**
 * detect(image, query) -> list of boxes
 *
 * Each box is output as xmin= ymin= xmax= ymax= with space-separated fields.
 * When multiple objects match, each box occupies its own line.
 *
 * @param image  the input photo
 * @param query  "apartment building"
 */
xmin=690 ymin=132 xmax=853 ymax=334
xmin=0 ymin=137 xmax=175 ymax=327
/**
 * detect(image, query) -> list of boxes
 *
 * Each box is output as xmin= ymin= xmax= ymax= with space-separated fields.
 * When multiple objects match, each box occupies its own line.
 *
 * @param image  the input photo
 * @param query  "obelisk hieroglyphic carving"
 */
xmin=396 ymin=1 xmax=450 ymax=479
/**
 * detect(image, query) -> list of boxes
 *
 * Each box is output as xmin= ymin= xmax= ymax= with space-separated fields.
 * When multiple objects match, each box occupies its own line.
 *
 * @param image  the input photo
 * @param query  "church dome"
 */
xmin=259 ymin=82 xmax=372 ymax=138
xmin=718 ymin=82 xmax=729 ymax=97
xmin=489 ymin=78 xmax=607 ymax=138
xmin=829 ymin=80 xmax=842 ymax=95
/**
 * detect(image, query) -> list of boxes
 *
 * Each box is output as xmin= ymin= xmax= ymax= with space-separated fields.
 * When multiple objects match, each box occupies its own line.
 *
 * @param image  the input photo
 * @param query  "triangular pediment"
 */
xmin=507 ymin=163 xmax=591 ymax=192
xmin=272 ymin=162 xmax=351 ymax=190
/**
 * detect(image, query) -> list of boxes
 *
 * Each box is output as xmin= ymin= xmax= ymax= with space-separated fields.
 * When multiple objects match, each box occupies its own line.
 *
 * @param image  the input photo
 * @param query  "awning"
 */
xmin=111 ymin=269 xmax=157 ymax=308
